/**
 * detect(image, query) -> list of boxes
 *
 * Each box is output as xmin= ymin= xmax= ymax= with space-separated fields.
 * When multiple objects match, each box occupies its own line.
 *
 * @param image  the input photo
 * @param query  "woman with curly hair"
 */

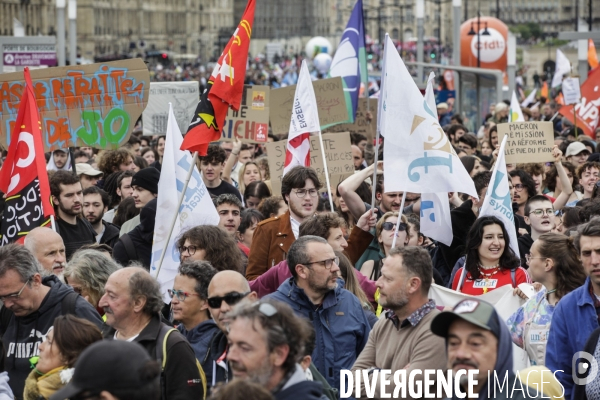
xmin=96 ymin=149 xmax=135 ymax=176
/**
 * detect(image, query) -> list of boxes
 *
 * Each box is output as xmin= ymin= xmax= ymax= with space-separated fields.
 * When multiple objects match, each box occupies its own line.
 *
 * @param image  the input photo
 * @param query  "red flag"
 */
xmin=181 ymin=0 xmax=255 ymax=155
xmin=0 ymin=67 xmax=55 ymax=245
xmin=559 ymin=67 xmax=600 ymax=139
xmin=590 ymin=38 xmax=599 ymax=70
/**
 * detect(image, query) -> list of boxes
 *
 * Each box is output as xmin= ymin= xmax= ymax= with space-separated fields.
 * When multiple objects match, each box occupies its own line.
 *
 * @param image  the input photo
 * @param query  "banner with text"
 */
xmin=270 ymin=77 xmax=348 ymax=135
xmin=497 ymin=121 xmax=554 ymax=164
xmin=266 ymin=132 xmax=354 ymax=195
xmin=220 ymin=85 xmax=269 ymax=143
xmin=324 ymin=97 xmax=377 ymax=141
xmin=143 ymin=82 xmax=199 ymax=136
xmin=0 ymin=59 xmax=150 ymax=152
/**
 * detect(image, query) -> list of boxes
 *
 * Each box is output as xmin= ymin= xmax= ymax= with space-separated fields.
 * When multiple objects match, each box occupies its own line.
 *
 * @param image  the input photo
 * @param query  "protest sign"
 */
xmin=270 ymin=77 xmax=348 ymax=135
xmin=497 ymin=121 xmax=554 ymax=164
xmin=143 ymin=82 xmax=199 ymax=136
xmin=562 ymin=77 xmax=581 ymax=105
xmin=0 ymin=58 xmax=150 ymax=152
xmin=266 ymin=132 xmax=354 ymax=195
xmin=324 ymin=97 xmax=377 ymax=141
xmin=220 ymin=85 xmax=269 ymax=143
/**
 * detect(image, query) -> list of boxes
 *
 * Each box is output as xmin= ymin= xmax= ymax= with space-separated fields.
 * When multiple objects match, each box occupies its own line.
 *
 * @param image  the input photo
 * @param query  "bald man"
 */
xmin=351 ymin=145 xmax=365 ymax=170
xmin=24 ymin=227 xmax=67 ymax=276
xmin=205 ymin=270 xmax=257 ymax=388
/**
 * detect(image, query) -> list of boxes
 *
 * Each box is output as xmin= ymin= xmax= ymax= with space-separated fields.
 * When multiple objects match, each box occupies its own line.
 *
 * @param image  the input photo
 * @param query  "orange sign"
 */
xmin=460 ymin=17 xmax=508 ymax=71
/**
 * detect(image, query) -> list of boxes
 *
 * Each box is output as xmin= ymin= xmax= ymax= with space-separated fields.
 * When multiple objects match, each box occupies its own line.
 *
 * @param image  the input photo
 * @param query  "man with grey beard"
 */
xmin=24 ymin=227 xmax=67 ymax=280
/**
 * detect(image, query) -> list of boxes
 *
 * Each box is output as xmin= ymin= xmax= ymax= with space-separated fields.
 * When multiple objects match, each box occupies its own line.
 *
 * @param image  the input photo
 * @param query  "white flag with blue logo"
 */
xmin=380 ymin=35 xmax=477 ymax=197
xmin=478 ymin=135 xmax=520 ymax=258
xmin=151 ymin=103 xmax=220 ymax=301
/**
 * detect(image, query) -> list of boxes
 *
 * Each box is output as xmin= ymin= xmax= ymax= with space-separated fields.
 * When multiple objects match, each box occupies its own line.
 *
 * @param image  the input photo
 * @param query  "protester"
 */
xmin=452 ymin=216 xmax=531 ymax=294
xmin=565 ymin=141 xmax=591 ymax=168
xmin=0 ymin=244 xmax=102 ymax=399
xmin=112 ymin=198 xmax=157 ymax=268
xmin=46 ymin=150 xmax=71 ymax=172
xmin=209 ymin=380 xmax=274 ymax=400
xmin=510 ymin=169 xmax=537 ymax=217
xmin=460 ymin=155 xmax=484 ymax=178
xmin=351 ymin=247 xmax=446 ymax=398
xmin=222 ymin=142 xmax=254 ymax=188
xmin=177 ymin=225 xmax=244 ymax=272
xmin=236 ymin=209 xmax=264 ymax=255
xmin=23 ymin=228 xmax=67 ymax=277
xmin=351 ymin=145 xmax=365 ymax=170
xmin=151 ymin=136 xmax=165 ymax=170
xmin=257 ymin=196 xmax=288 ymax=219
xmin=49 ymin=340 xmax=161 ymax=400
xmin=120 ymin=167 xmax=160 ymax=236
xmin=23 ymin=315 xmax=102 ymax=400
xmin=507 ymin=232 xmax=586 ymax=366
xmin=517 ymin=195 xmax=555 ymax=266
xmin=227 ymin=300 xmax=325 ymax=399
xmin=236 ymin=161 xmax=262 ymax=195
xmin=457 ymin=133 xmax=478 ymax=156
xmin=82 ymin=186 xmax=120 ymax=248
xmin=141 ymin=146 xmax=158 ymax=165
xmin=213 ymin=194 xmax=242 ymax=236
xmin=50 ymin=171 xmax=97 ymax=260
xmin=199 ymin=144 xmax=242 ymax=201
xmin=170 ymin=261 xmax=220 ymax=386
xmin=75 ymin=163 xmax=103 ymax=189
xmin=577 ymin=161 xmax=600 ymax=202
xmin=96 ymin=149 xmax=135 ymax=177
xmin=99 ymin=267 xmax=205 ymax=400
xmin=244 ymin=181 xmax=271 ymax=209
xmin=246 ymin=166 xmax=321 ymax=280
xmin=103 ymin=170 xmax=135 ymax=224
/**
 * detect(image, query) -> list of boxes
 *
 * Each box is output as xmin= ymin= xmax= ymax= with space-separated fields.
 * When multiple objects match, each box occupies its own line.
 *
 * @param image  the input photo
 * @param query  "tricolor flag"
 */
xmin=509 ymin=91 xmax=525 ymax=122
xmin=328 ymin=0 xmax=367 ymax=124
xmin=152 ymin=104 xmax=220 ymax=300
xmin=0 ymin=67 xmax=55 ymax=245
xmin=283 ymin=60 xmax=320 ymax=177
xmin=181 ymin=0 xmax=255 ymax=155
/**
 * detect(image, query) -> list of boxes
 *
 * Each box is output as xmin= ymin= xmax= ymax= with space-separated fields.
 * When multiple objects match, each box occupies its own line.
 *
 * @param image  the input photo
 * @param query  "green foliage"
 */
xmin=510 ymin=22 xmax=543 ymax=40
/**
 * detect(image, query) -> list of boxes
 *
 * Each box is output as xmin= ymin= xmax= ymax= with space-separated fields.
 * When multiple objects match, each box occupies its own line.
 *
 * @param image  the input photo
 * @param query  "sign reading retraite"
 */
xmin=497 ymin=121 xmax=555 ymax=164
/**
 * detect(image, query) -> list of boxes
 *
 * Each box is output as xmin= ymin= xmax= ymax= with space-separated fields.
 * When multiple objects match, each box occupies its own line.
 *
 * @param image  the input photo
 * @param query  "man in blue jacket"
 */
xmin=266 ymin=235 xmax=371 ymax=391
xmin=546 ymin=218 xmax=600 ymax=399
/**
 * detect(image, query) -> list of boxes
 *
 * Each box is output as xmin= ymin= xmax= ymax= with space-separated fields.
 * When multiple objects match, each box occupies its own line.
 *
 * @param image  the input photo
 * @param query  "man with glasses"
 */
xmin=266 ymin=236 xmax=371 ymax=391
xmin=246 ymin=166 xmax=322 ymax=280
xmin=205 ymin=270 xmax=258 ymax=388
xmin=518 ymin=195 xmax=555 ymax=267
xmin=0 ymin=244 xmax=102 ymax=399
xmin=509 ymin=169 xmax=537 ymax=219
xmin=176 ymin=225 xmax=244 ymax=272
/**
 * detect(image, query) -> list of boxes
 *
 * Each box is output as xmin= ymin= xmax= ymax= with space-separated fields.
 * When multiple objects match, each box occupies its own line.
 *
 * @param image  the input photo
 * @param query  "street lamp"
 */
xmin=467 ymin=10 xmax=489 ymax=68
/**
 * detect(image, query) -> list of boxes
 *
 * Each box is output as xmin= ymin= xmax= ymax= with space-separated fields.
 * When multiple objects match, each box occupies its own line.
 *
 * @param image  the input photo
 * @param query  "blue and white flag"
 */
xmin=328 ymin=0 xmax=367 ymax=124
xmin=479 ymin=135 xmax=520 ymax=258
xmin=151 ymin=103 xmax=219 ymax=301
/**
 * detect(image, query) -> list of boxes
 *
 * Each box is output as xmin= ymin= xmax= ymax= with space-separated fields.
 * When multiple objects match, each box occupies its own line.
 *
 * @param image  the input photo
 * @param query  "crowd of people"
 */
xmin=1 ymin=89 xmax=600 ymax=400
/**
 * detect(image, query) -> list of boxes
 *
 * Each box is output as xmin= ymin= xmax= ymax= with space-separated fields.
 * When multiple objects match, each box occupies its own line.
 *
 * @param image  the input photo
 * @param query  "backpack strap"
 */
xmin=120 ymin=234 xmax=138 ymax=261
xmin=511 ymin=268 xmax=517 ymax=288
xmin=61 ymin=291 xmax=79 ymax=315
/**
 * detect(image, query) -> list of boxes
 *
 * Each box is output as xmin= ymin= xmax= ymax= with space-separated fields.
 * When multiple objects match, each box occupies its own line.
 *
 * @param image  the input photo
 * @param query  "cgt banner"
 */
xmin=143 ymin=82 xmax=199 ymax=136
xmin=0 ymin=59 xmax=150 ymax=152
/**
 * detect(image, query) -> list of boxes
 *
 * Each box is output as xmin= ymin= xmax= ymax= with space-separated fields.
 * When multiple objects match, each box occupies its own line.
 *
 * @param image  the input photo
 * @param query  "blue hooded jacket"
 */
xmin=177 ymin=319 xmax=221 ymax=387
xmin=266 ymin=277 xmax=371 ymax=391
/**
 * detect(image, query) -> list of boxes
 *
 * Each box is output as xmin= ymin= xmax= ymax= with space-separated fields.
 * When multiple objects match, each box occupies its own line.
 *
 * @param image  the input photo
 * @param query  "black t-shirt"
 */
xmin=56 ymin=217 xmax=97 ymax=260
xmin=207 ymin=180 xmax=242 ymax=202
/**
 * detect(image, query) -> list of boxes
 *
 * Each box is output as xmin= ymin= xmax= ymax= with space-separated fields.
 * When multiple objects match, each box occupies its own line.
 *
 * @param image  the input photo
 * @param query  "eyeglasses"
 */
xmin=168 ymin=289 xmax=201 ymax=302
xmin=513 ymin=184 xmax=524 ymax=191
xmin=525 ymin=254 xmax=546 ymax=265
xmin=207 ymin=291 xmax=250 ymax=309
xmin=293 ymin=189 xmax=319 ymax=198
xmin=0 ymin=278 xmax=31 ymax=302
xmin=178 ymin=245 xmax=197 ymax=256
xmin=529 ymin=208 xmax=554 ymax=217
xmin=304 ymin=256 xmax=340 ymax=269
xmin=382 ymin=222 xmax=408 ymax=232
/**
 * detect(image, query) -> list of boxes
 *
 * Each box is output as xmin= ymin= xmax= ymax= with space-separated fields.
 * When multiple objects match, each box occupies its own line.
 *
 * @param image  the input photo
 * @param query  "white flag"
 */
xmin=509 ymin=91 xmax=525 ymax=122
xmin=380 ymin=35 xmax=477 ymax=197
xmin=283 ymin=60 xmax=320 ymax=176
xmin=551 ymin=49 xmax=571 ymax=88
xmin=478 ymin=135 xmax=520 ymax=258
xmin=520 ymin=89 xmax=536 ymax=108
xmin=151 ymin=104 xmax=220 ymax=301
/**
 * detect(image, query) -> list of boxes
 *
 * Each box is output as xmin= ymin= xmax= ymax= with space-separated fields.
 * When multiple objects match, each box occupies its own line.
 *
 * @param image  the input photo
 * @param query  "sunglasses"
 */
xmin=382 ymin=222 xmax=407 ymax=232
xmin=207 ymin=291 xmax=250 ymax=309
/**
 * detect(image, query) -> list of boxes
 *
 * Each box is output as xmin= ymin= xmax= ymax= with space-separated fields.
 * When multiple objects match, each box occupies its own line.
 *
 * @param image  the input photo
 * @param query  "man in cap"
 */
xmin=437 ymin=102 xmax=451 ymax=126
xmin=24 ymin=227 xmax=67 ymax=277
xmin=431 ymin=298 xmax=539 ymax=399
xmin=76 ymin=163 xmax=103 ymax=189
xmin=49 ymin=340 xmax=161 ymax=400
xmin=119 ymin=167 xmax=159 ymax=236
xmin=565 ymin=142 xmax=591 ymax=168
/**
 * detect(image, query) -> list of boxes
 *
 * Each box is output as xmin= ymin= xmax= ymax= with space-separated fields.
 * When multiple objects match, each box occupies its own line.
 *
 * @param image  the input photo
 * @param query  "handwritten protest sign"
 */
xmin=497 ymin=121 xmax=554 ymax=164
xmin=0 ymin=58 xmax=149 ymax=152
xmin=562 ymin=77 xmax=581 ymax=105
xmin=266 ymin=132 xmax=354 ymax=195
xmin=270 ymin=77 xmax=348 ymax=135
xmin=143 ymin=82 xmax=199 ymax=136
xmin=324 ymin=97 xmax=377 ymax=141
xmin=219 ymin=85 xmax=269 ymax=143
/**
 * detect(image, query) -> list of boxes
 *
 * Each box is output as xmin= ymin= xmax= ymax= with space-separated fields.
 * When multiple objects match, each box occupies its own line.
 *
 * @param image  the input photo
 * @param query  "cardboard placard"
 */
xmin=562 ymin=77 xmax=581 ymax=106
xmin=324 ymin=97 xmax=377 ymax=141
xmin=219 ymin=85 xmax=270 ymax=143
xmin=497 ymin=121 xmax=555 ymax=164
xmin=270 ymin=77 xmax=348 ymax=135
xmin=0 ymin=58 xmax=150 ymax=152
xmin=266 ymin=133 xmax=354 ymax=196
xmin=142 ymin=81 xmax=199 ymax=135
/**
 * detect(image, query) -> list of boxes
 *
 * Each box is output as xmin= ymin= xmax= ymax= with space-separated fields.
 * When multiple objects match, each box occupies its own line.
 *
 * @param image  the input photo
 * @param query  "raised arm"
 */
xmin=550 ymin=145 xmax=573 ymax=210
xmin=338 ymin=161 xmax=382 ymax=221
xmin=222 ymin=139 xmax=242 ymax=184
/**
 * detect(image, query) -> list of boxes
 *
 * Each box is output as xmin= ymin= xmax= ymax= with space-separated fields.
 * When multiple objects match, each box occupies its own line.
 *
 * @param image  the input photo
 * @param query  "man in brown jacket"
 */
xmin=246 ymin=166 xmax=321 ymax=280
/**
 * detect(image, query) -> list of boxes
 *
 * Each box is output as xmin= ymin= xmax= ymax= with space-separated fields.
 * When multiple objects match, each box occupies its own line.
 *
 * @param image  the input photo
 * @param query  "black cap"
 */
xmin=431 ymin=298 xmax=502 ymax=339
xmin=131 ymin=167 xmax=160 ymax=195
xmin=50 ymin=340 xmax=158 ymax=400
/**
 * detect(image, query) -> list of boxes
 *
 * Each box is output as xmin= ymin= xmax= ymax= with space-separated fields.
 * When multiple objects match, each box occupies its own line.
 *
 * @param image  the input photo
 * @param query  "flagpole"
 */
xmin=370 ymin=129 xmax=381 ymax=212
xmin=316 ymin=131 xmax=335 ymax=212
xmin=154 ymin=151 xmax=199 ymax=279
xmin=391 ymin=192 xmax=407 ymax=249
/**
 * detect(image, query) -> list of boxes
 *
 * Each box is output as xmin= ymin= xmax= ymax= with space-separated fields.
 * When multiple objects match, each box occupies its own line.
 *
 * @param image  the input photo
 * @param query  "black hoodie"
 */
xmin=113 ymin=198 xmax=157 ymax=268
xmin=0 ymin=276 xmax=103 ymax=399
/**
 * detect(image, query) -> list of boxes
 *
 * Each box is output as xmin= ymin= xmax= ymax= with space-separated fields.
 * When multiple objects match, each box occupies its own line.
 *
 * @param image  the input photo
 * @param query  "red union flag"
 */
xmin=559 ymin=67 xmax=600 ymax=139
xmin=181 ymin=0 xmax=255 ymax=155
xmin=0 ymin=67 xmax=55 ymax=245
